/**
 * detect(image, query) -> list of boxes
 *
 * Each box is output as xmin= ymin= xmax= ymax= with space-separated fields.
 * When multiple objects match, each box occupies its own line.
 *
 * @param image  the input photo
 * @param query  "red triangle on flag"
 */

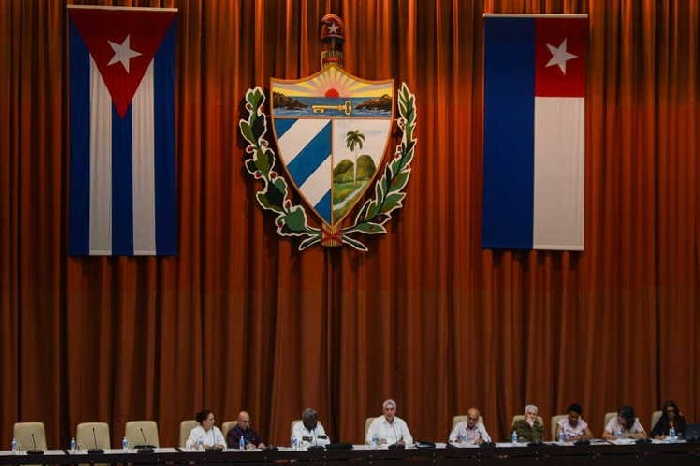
xmin=69 ymin=8 xmax=176 ymax=117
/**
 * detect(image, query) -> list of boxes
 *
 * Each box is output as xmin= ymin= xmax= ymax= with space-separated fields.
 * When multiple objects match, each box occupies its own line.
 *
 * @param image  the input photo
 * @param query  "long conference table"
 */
xmin=1 ymin=441 xmax=699 ymax=466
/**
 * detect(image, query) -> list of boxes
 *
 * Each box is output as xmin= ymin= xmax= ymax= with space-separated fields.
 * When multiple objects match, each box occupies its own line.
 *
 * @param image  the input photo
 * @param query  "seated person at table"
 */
xmin=555 ymin=403 xmax=593 ymax=441
xmin=186 ymin=409 xmax=226 ymax=449
xmin=366 ymin=399 xmax=414 ymax=446
xmin=603 ymin=406 xmax=647 ymax=440
xmin=226 ymin=411 xmax=265 ymax=449
xmin=512 ymin=404 xmax=544 ymax=443
xmin=651 ymin=400 xmax=687 ymax=439
xmin=291 ymin=408 xmax=331 ymax=447
xmin=449 ymin=407 xmax=492 ymax=445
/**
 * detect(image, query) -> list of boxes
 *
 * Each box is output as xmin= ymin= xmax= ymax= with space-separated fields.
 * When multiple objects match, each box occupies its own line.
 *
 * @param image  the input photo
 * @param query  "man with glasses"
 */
xmin=292 ymin=408 xmax=331 ymax=448
xmin=449 ymin=408 xmax=492 ymax=445
xmin=513 ymin=404 xmax=545 ymax=442
xmin=366 ymin=399 xmax=413 ymax=446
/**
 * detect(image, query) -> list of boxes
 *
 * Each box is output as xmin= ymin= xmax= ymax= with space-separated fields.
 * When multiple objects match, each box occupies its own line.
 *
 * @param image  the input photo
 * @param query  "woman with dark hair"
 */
xmin=603 ymin=406 xmax=647 ymax=440
xmin=186 ymin=409 xmax=226 ymax=450
xmin=555 ymin=403 xmax=593 ymax=441
xmin=651 ymin=401 xmax=687 ymax=439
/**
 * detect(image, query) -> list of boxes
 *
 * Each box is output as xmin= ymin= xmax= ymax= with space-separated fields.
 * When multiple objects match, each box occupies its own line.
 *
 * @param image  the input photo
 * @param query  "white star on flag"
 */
xmin=328 ymin=23 xmax=339 ymax=34
xmin=107 ymin=35 xmax=142 ymax=73
xmin=545 ymin=38 xmax=577 ymax=74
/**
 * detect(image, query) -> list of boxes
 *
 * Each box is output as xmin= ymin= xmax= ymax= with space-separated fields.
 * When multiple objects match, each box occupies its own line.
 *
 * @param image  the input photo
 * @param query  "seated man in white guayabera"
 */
xmin=291 ymin=408 xmax=331 ymax=448
xmin=366 ymin=399 xmax=413 ymax=446
xmin=186 ymin=409 xmax=226 ymax=450
xmin=449 ymin=408 xmax=492 ymax=445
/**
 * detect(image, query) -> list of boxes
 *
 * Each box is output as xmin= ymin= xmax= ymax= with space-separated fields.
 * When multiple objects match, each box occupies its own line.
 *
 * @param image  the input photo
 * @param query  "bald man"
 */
xmin=449 ymin=408 xmax=492 ymax=445
xmin=226 ymin=411 xmax=265 ymax=449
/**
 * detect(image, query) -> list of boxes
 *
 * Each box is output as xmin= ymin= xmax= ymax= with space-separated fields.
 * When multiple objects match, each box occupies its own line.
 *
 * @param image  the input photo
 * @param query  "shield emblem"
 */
xmin=271 ymin=65 xmax=394 ymax=226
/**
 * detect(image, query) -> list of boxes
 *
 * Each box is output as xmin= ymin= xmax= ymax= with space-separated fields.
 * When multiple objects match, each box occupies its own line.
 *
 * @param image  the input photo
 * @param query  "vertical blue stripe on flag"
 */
xmin=112 ymin=106 xmax=134 ymax=255
xmin=482 ymin=18 xmax=535 ymax=249
xmin=154 ymin=22 xmax=177 ymax=255
xmin=68 ymin=23 xmax=90 ymax=255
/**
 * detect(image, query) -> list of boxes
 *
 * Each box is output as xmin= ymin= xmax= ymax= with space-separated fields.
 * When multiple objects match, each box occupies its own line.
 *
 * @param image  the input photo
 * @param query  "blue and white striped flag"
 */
xmin=68 ymin=5 xmax=177 ymax=255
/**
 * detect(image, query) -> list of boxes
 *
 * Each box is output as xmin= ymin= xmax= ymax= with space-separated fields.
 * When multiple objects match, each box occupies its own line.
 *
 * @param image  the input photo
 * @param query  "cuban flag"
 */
xmin=68 ymin=5 xmax=177 ymax=255
xmin=482 ymin=15 xmax=587 ymax=250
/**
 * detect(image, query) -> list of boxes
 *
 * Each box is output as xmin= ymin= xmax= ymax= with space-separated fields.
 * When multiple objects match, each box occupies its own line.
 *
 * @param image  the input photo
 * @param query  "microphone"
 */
xmin=392 ymin=421 xmax=400 ymax=445
xmin=88 ymin=426 xmax=104 ymax=454
xmin=136 ymin=427 xmax=155 ymax=452
xmin=28 ymin=433 xmax=43 ymax=455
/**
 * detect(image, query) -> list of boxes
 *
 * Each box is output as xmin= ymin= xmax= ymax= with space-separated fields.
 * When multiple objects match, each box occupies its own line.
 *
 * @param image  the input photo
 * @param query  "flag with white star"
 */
xmin=67 ymin=5 xmax=177 ymax=256
xmin=482 ymin=15 xmax=587 ymax=251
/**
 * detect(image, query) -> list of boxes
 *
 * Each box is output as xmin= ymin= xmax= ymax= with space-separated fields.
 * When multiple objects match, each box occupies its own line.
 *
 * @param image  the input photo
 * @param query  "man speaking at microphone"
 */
xmin=366 ymin=399 xmax=413 ymax=446
xmin=291 ymin=408 xmax=331 ymax=448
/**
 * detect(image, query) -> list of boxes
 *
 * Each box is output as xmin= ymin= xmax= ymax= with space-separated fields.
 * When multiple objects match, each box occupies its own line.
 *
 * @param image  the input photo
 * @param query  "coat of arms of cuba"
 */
xmin=239 ymin=14 xmax=417 ymax=251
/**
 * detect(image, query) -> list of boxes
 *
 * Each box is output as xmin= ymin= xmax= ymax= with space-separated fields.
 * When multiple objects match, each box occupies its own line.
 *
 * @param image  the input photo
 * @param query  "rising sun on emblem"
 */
xmin=239 ymin=14 xmax=417 ymax=251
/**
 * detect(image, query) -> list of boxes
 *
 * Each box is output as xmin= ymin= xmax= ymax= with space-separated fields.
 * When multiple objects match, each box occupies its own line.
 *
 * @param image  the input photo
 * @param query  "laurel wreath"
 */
xmin=239 ymin=83 xmax=417 ymax=252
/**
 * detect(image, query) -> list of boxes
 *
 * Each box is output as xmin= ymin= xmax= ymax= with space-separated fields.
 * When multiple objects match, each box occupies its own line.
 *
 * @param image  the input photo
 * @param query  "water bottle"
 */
xmin=11 ymin=437 xmax=18 ymax=454
xmin=558 ymin=430 xmax=566 ymax=443
xmin=121 ymin=436 xmax=129 ymax=450
xmin=70 ymin=437 xmax=77 ymax=452
xmin=615 ymin=429 xmax=622 ymax=439
xmin=371 ymin=434 xmax=379 ymax=448
xmin=291 ymin=436 xmax=298 ymax=450
xmin=511 ymin=431 xmax=518 ymax=444
xmin=669 ymin=426 xmax=676 ymax=441
xmin=239 ymin=435 xmax=245 ymax=450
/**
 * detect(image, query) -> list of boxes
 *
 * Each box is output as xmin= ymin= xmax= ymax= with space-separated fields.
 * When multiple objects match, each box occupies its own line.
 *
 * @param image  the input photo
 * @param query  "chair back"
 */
xmin=125 ymin=421 xmax=160 ymax=448
xmin=364 ymin=417 xmax=378 ymax=442
xmin=451 ymin=415 xmax=484 ymax=429
xmin=221 ymin=421 xmax=237 ymax=440
xmin=551 ymin=415 xmax=567 ymax=440
xmin=13 ymin=422 xmax=47 ymax=450
xmin=291 ymin=419 xmax=301 ymax=439
xmin=603 ymin=412 xmax=617 ymax=430
xmin=179 ymin=420 xmax=198 ymax=448
xmin=651 ymin=411 xmax=662 ymax=431
xmin=76 ymin=422 xmax=110 ymax=450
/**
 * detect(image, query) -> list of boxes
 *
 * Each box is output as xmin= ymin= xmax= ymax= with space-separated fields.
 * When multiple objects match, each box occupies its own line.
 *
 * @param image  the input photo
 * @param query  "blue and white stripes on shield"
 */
xmin=273 ymin=119 xmax=333 ymax=224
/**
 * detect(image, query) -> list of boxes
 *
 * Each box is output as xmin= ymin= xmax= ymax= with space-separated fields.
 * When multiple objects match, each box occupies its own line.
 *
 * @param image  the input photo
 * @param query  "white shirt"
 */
xmin=366 ymin=416 xmax=413 ymax=446
xmin=557 ymin=418 xmax=589 ymax=440
xmin=449 ymin=421 xmax=492 ymax=444
xmin=185 ymin=425 xmax=226 ymax=449
xmin=291 ymin=421 xmax=331 ymax=447
xmin=604 ymin=417 xmax=645 ymax=437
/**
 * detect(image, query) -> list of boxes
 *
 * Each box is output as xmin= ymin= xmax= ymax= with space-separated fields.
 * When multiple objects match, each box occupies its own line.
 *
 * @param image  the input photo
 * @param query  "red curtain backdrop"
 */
xmin=1 ymin=0 xmax=699 ymax=448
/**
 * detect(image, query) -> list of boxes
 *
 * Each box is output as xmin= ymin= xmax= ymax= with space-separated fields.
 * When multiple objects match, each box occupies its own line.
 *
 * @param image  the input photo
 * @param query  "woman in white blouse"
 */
xmin=186 ymin=409 xmax=227 ymax=450
xmin=602 ymin=406 xmax=647 ymax=440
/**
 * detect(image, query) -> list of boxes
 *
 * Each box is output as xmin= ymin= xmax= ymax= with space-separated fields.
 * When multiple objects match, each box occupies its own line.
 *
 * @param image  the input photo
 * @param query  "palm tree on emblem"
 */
xmin=345 ymin=130 xmax=365 ymax=183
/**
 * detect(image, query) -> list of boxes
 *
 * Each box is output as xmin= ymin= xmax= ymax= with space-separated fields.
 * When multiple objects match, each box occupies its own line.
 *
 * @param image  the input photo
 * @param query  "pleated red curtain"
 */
xmin=1 ymin=0 xmax=698 ymax=448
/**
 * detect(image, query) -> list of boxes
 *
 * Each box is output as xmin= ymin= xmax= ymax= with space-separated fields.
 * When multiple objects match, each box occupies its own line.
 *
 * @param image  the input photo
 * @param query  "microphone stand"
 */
xmin=88 ymin=426 xmax=104 ymax=454
xmin=28 ymin=433 xmax=44 ymax=455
